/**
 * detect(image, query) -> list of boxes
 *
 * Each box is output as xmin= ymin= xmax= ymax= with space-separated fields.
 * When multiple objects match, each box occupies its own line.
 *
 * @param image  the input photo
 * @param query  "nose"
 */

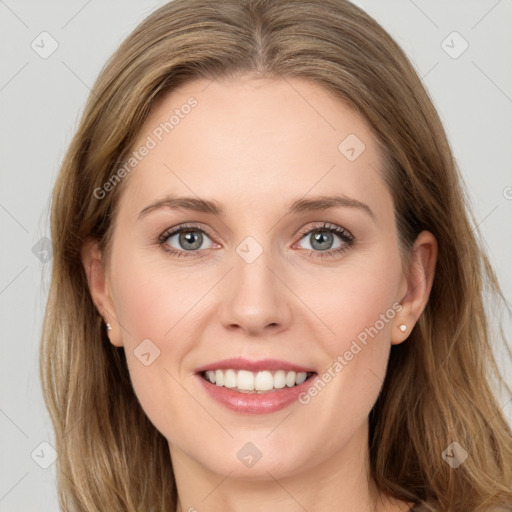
xmin=218 ymin=247 xmax=292 ymax=337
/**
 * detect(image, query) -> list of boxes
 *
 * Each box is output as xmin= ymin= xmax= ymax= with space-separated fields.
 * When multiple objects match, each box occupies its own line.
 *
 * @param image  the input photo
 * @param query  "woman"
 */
xmin=40 ymin=1 xmax=512 ymax=511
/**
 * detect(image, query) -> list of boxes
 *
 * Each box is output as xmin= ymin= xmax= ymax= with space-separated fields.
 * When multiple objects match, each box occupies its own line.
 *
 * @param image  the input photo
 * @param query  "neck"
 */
xmin=170 ymin=420 xmax=405 ymax=512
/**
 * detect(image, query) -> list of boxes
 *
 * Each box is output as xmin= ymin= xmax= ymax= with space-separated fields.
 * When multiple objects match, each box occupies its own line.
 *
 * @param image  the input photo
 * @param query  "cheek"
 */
xmin=108 ymin=247 xmax=222 ymax=434
xmin=292 ymin=256 xmax=401 ymax=444
xmin=110 ymin=248 xmax=210 ymax=342
xmin=108 ymin=251 xmax=196 ymax=436
xmin=303 ymin=252 xmax=402 ymax=354
xmin=300 ymin=248 xmax=402 ymax=414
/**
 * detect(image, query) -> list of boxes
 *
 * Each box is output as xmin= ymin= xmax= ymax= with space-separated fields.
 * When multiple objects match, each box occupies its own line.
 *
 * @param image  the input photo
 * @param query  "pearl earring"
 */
xmin=106 ymin=323 xmax=112 ymax=331
xmin=399 ymin=324 xmax=407 ymax=332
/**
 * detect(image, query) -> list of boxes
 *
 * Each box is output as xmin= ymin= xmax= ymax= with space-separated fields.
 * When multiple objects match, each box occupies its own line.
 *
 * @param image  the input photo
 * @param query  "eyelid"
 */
xmin=295 ymin=222 xmax=353 ymax=242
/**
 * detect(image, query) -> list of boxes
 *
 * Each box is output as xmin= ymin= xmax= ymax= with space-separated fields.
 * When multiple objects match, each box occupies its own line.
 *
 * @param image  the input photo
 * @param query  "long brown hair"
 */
xmin=40 ymin=1 xmax=512 ymax=510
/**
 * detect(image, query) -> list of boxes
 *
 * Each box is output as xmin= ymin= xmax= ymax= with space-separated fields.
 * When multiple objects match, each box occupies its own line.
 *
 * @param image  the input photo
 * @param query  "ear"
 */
xmin=392 ymin=230 xmax=438 ymax=344
xmin=81 ymin=239 xmax=123 ymax=347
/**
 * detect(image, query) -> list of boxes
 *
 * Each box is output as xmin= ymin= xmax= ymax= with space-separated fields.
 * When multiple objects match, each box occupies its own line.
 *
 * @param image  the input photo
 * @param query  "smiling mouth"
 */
xmin=199 ymin=369 xmax=317 ymax=394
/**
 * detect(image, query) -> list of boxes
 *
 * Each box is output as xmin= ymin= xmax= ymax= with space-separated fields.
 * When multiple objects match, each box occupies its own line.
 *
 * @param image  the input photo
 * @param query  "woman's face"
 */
xmin=89 ymin=75 xmax=432 ymax=481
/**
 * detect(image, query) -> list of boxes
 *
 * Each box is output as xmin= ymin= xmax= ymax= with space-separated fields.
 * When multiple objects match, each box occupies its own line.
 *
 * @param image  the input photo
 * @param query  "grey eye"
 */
xmin=298 ymin=230 xmax=344 ymax=252
xmin=164 ymin=229 xmax=213 ymax=251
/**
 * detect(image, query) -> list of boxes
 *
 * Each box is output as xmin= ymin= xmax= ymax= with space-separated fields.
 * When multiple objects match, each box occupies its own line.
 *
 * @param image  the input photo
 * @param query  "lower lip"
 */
xmin=196 ymin=373 xmax=318 ymax=414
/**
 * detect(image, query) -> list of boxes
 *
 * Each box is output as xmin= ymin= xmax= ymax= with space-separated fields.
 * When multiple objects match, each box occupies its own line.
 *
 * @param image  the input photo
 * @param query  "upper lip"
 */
xmin=195 ymin=358 xmax=316 ymax=374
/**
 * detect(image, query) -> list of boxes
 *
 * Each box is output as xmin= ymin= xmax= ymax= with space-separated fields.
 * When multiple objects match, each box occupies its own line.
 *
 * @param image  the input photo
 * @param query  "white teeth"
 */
xmin=254 ymin=371 xmax=274 ymax=391
xmin=273 ymin=370 xmax=286 ymax=389
xmin=237 ymin=370 xmax=254 ymax=391
xmin=223 ymin=369 xmax=237 ymax=388
xmin=203 ymin=369 xmax=312 ymax=392
xmin=296 ymin=372 xmax=307 ymax=385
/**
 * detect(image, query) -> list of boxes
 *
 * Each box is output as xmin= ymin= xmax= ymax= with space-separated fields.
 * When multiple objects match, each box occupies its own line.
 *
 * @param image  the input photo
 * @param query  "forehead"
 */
xmin=116 ymin=75 xmax=392 ymax=222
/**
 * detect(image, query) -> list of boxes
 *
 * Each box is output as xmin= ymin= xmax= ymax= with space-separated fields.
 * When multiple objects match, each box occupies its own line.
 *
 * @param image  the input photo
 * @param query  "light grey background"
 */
xmin=1 ymin=0 xmax=511 ymax=510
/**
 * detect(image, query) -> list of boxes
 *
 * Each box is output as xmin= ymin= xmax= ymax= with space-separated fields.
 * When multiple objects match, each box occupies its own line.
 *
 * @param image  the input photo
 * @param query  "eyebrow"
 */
xmin=137 ymin=193 xmax=375 ymax=221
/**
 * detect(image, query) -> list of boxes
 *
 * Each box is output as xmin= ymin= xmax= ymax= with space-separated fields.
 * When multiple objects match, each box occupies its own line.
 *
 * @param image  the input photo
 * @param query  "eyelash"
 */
xmin=157 ymin=222 xmax=355 ymax=260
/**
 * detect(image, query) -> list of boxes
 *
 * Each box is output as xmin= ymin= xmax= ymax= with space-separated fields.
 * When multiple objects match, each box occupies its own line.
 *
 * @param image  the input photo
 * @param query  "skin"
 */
xmin=82 ymin=75 xmax=437 ymax=512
